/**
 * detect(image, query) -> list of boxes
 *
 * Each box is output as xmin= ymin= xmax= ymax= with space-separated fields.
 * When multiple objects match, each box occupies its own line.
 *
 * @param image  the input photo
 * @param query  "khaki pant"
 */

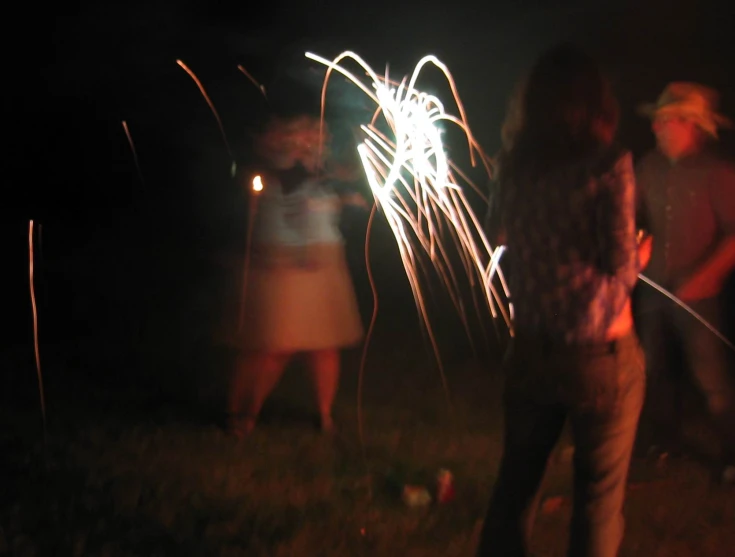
xmin=477 ymin=334 xmax=646 ymax=557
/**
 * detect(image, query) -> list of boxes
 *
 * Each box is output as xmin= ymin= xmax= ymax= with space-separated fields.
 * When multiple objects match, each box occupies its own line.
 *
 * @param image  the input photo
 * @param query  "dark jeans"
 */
xmin=476 ymin=334 xmax=645 ymax=557
xmin=636 ymin=293 xmax=735 ymax=463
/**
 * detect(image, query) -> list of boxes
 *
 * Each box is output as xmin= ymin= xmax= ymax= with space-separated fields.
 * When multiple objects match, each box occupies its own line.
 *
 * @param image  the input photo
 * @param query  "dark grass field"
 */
xmin=3 ymin=291 xmax=735 ymax=557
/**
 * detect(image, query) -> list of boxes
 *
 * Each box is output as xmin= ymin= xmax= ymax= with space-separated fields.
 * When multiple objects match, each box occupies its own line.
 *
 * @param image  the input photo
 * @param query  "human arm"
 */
xmin=338 ymin=190 xmax=372 ymax=210
xmin=674 ymin=162 xmax=735 ymax=301
xmin=633 ymin=156 xmax=654 ymax=270
xmin=637 ymin=230 xmax=653 ymax=271
xmin=325 ymin=161 xmax=372 ymax=210
xmin=597 ymin=151 xmax=640 ymax=288
xmin=675 ymin=238 xmax=735 ymax=300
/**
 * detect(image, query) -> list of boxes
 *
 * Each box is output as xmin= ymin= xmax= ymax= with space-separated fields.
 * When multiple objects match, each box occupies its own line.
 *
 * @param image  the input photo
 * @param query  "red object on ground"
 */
xmin=436 ymin=469 xmax=455 ymax=503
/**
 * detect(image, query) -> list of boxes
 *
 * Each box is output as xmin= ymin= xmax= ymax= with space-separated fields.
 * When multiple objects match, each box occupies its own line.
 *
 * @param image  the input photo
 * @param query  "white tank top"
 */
xmin=253 ymin=178 xmax=343 ymax=247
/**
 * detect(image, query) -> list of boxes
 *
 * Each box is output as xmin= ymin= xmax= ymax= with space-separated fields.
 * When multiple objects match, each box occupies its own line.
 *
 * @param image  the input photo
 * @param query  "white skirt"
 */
xmin=218 ymin=242 xmax=364 ymax=352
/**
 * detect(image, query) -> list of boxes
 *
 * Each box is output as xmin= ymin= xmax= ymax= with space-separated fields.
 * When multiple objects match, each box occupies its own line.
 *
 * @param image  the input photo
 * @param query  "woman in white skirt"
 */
xmin=226 ymin=115 xmax=367 ymax=437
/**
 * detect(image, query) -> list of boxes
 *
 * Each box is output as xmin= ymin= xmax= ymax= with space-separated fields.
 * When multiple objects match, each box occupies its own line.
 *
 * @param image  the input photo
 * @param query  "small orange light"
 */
xmin=252 ymin=175 xmax=264 ymax=192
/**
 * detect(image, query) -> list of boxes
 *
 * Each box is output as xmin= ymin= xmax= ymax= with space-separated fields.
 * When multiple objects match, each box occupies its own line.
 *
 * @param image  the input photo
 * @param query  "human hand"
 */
xmin=637 ymin=231 xmax=652 ymax=270
xmin=340 ymin=192 xmax=371 ymax=209
xmin=674 ymin=272 xmax=722 ymax=302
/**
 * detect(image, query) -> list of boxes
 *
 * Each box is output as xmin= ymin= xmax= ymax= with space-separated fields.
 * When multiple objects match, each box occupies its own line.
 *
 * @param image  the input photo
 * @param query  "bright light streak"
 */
xmin=122 ymin=120 xmax=145 ymax=186
xmin=239 ymin=176 xmax=263 ymax=331
xmin=306 ymin=51 xmax=514 ymax=340
xmin=176 ymin=59 xmax=235 ymax=174
xmin=237 ymin=64 xmax=268 ymax=99
xmin=29 ymin=220 xmax=47 ymax=455
xmin=638 ymin=274 xmax=734 ymax=350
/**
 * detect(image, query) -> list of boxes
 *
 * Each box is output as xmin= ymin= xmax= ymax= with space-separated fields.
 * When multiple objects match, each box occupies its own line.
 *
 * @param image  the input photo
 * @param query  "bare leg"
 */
xmin=306 ymin=348 xmax=340 ymax=432
xmin=227 ymin=351 xmax=291 ymax=436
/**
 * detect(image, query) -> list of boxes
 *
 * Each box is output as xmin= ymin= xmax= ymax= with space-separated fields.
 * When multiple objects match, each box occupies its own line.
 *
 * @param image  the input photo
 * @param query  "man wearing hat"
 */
xmin=635 ymin=82 xmax=735 ymax=483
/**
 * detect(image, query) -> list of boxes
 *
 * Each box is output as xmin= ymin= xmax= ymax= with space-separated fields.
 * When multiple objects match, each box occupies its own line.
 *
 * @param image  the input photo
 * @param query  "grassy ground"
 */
xmin=2 ymin=329 xmax=734 ymax=557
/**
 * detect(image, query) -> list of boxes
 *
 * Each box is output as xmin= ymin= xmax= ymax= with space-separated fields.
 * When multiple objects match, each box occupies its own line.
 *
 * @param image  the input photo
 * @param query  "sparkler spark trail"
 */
xmin=357 ymin=204 xmax=380 ymax=490
xmin=237 ymin=64 xmax=268 ymax=99
xmin=29 ymin=220 xmax=47 ymax=454
xmin=238 ymin=175 xmax=264 ymax=332
xmin=122 ymin=120 xmax=145 ymax=186
xmin=176 ymin=59 xmax=235 ymax=174
xmin=307 ymin=50 xmax=513 ymax=333
xmin=307 ymin=51 xmax=515 ymax=433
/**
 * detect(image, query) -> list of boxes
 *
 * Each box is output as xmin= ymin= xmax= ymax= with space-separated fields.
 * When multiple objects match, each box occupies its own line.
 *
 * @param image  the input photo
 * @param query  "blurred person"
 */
xmin=477 ymin=44 xmax=651 ymax=557
xmin=634 ymin=82 xmax=735 ymax=483
xmin=224 ymin=115 xmax=368 ymax=438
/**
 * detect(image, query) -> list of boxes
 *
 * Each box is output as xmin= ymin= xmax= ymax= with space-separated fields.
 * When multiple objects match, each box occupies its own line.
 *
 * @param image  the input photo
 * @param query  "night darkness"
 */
xmin=7 ymin=0 xmax=735 ymax=408
xmin=2 ymin=1 xmax=735 ymax=553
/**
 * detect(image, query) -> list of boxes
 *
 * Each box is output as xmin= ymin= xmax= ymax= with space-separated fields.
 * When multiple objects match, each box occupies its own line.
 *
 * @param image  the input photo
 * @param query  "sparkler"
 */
xmin=307 ymin=51 xmax=513 ymax=360
xmin=238 ymin=175 xmax=264 ymax=332
xmin=305 ymin=50 xmax=513 ymax=487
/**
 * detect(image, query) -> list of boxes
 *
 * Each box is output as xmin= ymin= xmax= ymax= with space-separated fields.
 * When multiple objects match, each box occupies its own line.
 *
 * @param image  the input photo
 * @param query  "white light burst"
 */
xmin=306 ymin=51 xmax=514 ymax=339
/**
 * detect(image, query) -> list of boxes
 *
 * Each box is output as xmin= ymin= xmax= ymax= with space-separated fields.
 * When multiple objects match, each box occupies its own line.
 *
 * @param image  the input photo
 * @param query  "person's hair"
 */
xmin=498 ymin=43 xmax=620 ymax=188
xmin=254 ymin=114 xmax=331 ymax=166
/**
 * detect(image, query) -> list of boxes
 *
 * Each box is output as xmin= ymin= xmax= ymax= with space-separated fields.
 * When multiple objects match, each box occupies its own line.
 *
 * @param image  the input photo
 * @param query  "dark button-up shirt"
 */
xmin=486 ymin=150 xmax=640 ymax=344
xmin=635 ymin=149 xmax=735 ymax=289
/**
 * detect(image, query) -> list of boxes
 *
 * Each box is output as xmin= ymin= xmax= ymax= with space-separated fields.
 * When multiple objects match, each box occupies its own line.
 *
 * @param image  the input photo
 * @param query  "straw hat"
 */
xmin=637 ymin=82 xmax=732 ymax=138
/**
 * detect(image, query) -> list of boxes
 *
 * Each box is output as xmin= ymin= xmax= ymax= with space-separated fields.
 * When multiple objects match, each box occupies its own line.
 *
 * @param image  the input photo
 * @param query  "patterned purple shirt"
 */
xmin=486 ymin=150 xmax=641 ymax=344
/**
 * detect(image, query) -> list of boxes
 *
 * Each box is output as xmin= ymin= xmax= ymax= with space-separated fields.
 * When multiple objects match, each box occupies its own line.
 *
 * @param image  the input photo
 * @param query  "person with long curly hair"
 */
xmin=477 ymin=44 xmax=651 ymax=557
